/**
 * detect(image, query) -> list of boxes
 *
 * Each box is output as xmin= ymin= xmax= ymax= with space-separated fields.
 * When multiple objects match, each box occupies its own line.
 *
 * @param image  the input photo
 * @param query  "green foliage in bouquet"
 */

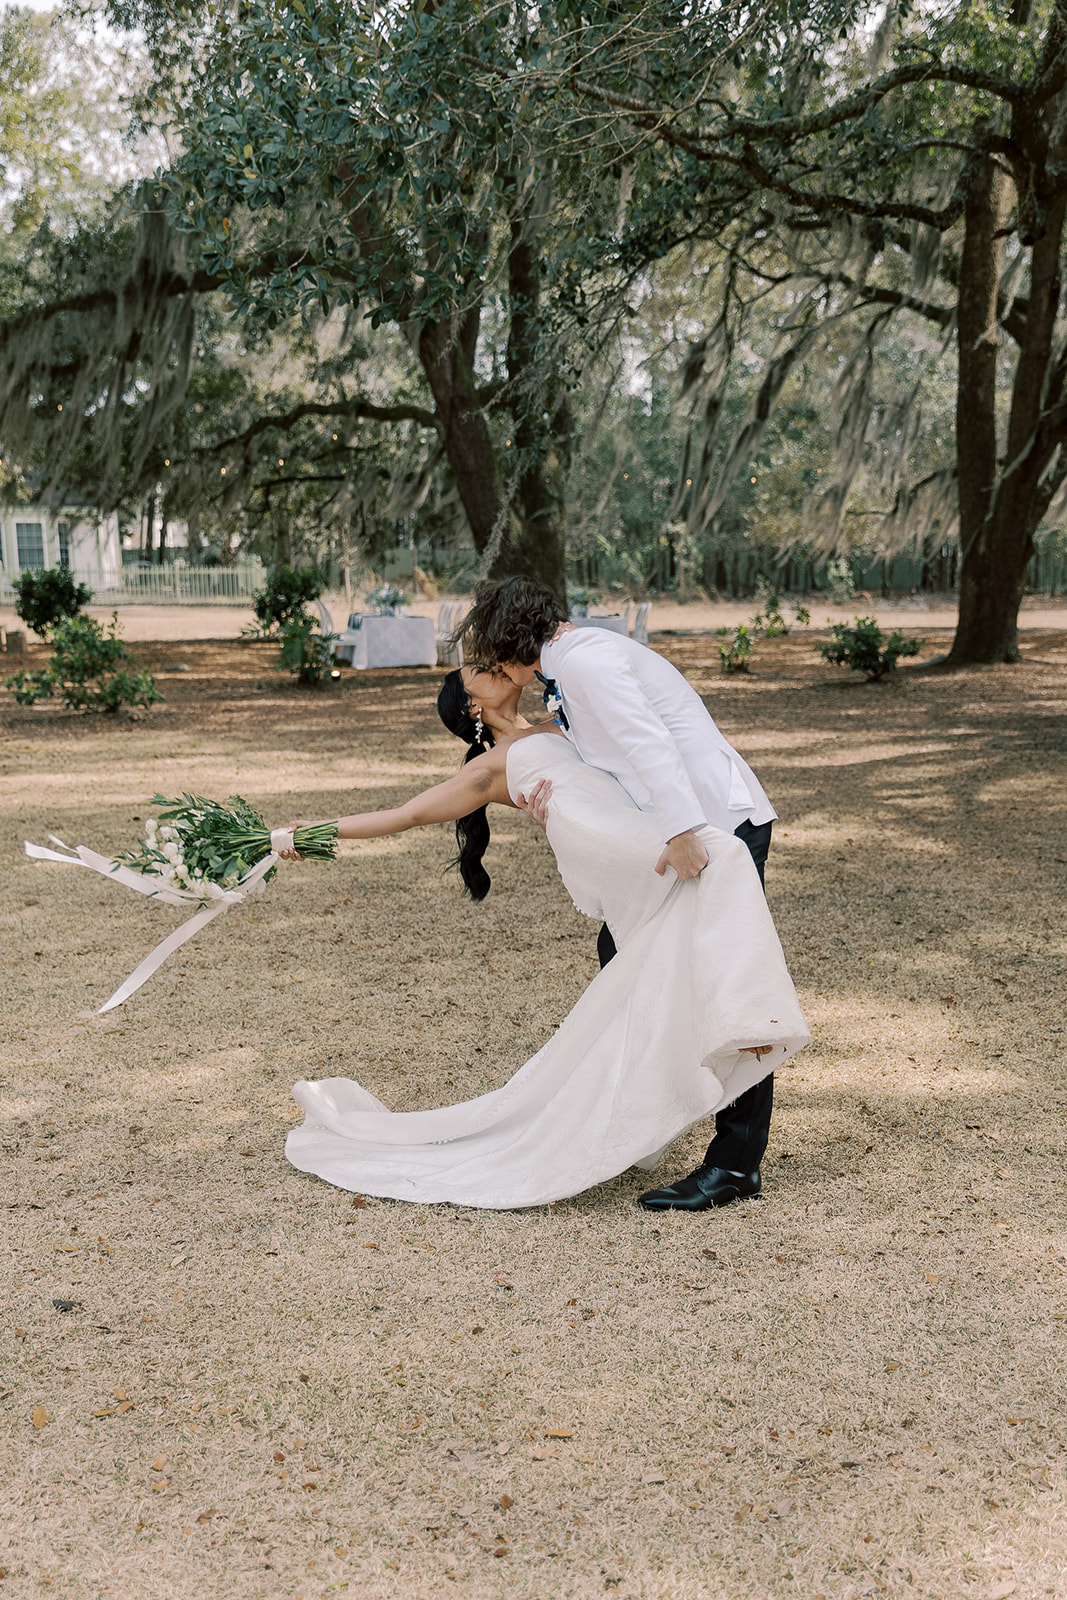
xmin=117 ymin=792 xmax=338 ymax=892
xmin=817 ymin=616 xmax=923 ymax=682
xmin=6 ymin=613 xmax=162 ymax=713
xmin=278 ymin=614 xmax=336 ymax=686
xmin=249 ymin=566 xmax=322 ymax=636
xmin=13 ymin=566 xmax=93 ymax=638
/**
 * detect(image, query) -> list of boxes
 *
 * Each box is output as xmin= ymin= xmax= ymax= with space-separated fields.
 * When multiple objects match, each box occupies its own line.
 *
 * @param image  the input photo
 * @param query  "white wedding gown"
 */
xmin=285 ymin=734 xmax=809 ymax=1208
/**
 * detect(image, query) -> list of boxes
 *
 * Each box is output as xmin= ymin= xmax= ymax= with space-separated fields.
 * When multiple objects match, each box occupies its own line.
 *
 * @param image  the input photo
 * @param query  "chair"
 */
xmin=313 ymin=598 xmax=339 ymax=658
xmin=632 ymin=601 xmax=651 ymax=645
xmin=436 ymin=600 xmax=464 ymax=666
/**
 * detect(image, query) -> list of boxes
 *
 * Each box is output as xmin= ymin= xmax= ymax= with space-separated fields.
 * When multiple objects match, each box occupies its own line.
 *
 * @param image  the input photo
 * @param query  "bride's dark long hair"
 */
xmin=436 ymin=668 xmax=493 ymax=901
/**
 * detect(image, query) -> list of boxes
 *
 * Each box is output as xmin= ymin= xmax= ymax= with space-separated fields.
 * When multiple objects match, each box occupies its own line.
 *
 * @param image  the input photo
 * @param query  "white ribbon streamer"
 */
xmin=24 ymin=835 xmax=277 ymax=1013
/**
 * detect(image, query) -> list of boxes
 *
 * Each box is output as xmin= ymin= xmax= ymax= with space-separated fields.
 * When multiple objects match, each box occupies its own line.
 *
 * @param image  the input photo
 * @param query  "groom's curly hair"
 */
xmin=456 ymin=575 xmax=566 ymax=667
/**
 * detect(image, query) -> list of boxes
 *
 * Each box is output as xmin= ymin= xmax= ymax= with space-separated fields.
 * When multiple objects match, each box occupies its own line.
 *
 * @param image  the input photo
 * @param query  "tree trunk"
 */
xmin=417 ymin=315 xmax=514 ymax=552
xmin=494 ymin=204 xmax=569 ymax=603
xmin=949 ymin=153 xmax=1012 ymax=661
xmin=950 ymin=181 xmax=1067 ymax=662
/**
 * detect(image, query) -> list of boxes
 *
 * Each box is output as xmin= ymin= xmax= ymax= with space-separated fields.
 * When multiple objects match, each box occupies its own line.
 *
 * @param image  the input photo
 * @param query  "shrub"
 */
xmin=6 ymin=613 xmax=162 ymax=713
xmin=278 ymin=614 xmax=336 ymax=686
xmin=250 ymin=566 xmax=322 ymax=635
xmin=817 ymin=616 xmax=923 ymax=682
xmin=12 ymin=566 xmax=93 ymax=638
xmin=717 ymin=623 xmax=754 ymax=673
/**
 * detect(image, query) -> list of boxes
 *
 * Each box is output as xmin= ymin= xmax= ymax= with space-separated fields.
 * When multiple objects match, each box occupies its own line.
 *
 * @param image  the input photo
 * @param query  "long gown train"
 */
xmin=284 ymin=734 xmax=809 ymax=1208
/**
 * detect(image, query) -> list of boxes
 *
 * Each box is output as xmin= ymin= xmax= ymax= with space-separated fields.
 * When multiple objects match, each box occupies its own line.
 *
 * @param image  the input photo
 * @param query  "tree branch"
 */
xmin=185 ymin=396 xmax=440 ymax=461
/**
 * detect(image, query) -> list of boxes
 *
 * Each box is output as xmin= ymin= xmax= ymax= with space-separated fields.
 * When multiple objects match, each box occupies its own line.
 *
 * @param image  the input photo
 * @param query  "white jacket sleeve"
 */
xmin=560 ymin=649 xmax=706 ymax=843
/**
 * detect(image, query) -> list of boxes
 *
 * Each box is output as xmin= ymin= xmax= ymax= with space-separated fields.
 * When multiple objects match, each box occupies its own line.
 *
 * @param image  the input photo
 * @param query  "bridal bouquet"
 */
xmin=25 ymin=795 xmax=337 ymax=1014
xmin=118 ymin=792 xmax=338 ymax=896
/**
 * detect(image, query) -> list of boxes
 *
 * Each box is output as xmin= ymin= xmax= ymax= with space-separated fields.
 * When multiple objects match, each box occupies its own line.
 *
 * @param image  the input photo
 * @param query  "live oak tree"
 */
xmin=109 ymin=0 xmax=653 ymax=599
xmin=546 ymin=0 xmax=1067 ymax=662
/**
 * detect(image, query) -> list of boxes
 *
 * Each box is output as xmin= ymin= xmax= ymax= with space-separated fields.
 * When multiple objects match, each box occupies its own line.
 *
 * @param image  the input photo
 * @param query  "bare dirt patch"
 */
xmin=1 ymin=626 xmax=1065 ymax=1599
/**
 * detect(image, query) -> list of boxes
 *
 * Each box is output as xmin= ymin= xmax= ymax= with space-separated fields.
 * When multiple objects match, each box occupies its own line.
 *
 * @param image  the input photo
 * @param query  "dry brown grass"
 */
xmin=1 ymin=624 xmax=1066 ymax=1600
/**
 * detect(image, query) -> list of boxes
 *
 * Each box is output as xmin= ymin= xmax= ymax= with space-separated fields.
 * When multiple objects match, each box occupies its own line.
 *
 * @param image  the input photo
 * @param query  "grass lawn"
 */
xmin=1 ymin=624 xmax=1065 ymax=1600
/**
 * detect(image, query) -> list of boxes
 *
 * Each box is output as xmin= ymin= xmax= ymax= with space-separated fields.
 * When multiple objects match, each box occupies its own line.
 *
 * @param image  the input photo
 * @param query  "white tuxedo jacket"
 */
xmin=539 ymin=627 xmax=775 ymax=843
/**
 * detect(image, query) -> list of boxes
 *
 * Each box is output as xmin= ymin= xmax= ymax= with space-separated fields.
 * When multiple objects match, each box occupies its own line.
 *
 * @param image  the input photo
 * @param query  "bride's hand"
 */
xmin=516 ymin=778 xmax=552 ymax=830
xmin=276 ymin=820 xmax=309 ymax=862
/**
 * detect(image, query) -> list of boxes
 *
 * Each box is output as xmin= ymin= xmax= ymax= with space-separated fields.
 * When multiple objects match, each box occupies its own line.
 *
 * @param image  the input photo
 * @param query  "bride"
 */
xmin=278 ymin=666 xmax=809 ymax=1209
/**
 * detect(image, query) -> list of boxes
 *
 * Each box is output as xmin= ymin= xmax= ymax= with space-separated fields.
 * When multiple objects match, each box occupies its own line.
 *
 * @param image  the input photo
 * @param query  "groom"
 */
xmin=461 ymin=575 xmax=780 ymax=1214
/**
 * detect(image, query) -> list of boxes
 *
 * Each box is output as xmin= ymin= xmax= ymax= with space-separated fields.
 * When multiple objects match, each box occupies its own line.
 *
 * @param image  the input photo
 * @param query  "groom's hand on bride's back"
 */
xmin=516 ymin=778 xmax=552 ymax=829
xmin=655 ymin=829 xmax=709 ymax=880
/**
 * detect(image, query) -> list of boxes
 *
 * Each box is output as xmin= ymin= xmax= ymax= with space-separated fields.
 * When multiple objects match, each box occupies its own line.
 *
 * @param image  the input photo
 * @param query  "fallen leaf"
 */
xmin=497 ymin=1494 xmax=514 ymax=1509
xmin=196 ymin=1509 xmax=216 ymax=1523
xmin=273 ymin=1451 xmax=285 ymax=1463
xmin=32 ymin=1404 xmax=50 ymax=1429
xmin=91 ymin=1408 xmax=114 ymax=1418
xmin=169 ymin=1254 xmax=189 ymax=1268
xmin=989 ymin=1584 xmax=1017 ymax=1599
xmin=150 ymin=1479 xmax=169 ymax=1492
xmin=97 ymin=1236 xmax=112 ymax=1254
xmin=544 ymin=1429 xmax=573 ymax=1439
xmin=471 ymin=1326 xmax=485 ymax=1334
xmin=116 ymin=1401 xmax=135 ymax=1414
xmin=152 ymin=1455 xmax=167 ymax=1472
xmin=496 ymin=1443 xmax=510 ymax=1456
xmin=925 ymin=1273 xmax=940 ymax=1284
xmin=54 ymin=1244 xmax=79 ymax=1253
xmin=884 ymin=1361 xmax=902 ymax=1372
xmin=113 ymin=1388 xmax=128 ymax=1402
xmin=531 ymin=1448 xmax=556 ymax=1460
xmin=361 ymin=1242 xmax=379 ymax=1250
xmin=576 ymin=1455 xmax=596 ymax=1464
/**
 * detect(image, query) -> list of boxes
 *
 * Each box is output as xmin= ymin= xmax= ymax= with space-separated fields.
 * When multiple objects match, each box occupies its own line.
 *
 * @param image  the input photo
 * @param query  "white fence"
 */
xmin=0 ymin=560 xmax=265 ymax=606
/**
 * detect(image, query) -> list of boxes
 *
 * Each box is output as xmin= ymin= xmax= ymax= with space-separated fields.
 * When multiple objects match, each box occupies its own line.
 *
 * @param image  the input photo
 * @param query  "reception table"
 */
xmin=576 ymin=614 xmax=629 ymax=635
xmin=333 ymin=613 xmax=437 ymax=670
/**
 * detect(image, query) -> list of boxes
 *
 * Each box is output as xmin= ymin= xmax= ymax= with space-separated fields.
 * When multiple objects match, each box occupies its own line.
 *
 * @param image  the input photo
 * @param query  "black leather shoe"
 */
xmin=637 ymin=1165 xmax=762 ymax=1211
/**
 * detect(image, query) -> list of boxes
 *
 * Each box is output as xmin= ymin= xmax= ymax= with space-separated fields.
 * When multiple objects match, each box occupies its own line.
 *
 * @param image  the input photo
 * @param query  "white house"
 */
xmin=0 ymin=505 xmax=122 ymax=598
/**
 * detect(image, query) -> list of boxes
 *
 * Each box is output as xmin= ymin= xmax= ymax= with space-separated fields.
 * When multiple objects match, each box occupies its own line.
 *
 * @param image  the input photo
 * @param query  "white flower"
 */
xmin=162 ymin=842 xmax=180 ymax=861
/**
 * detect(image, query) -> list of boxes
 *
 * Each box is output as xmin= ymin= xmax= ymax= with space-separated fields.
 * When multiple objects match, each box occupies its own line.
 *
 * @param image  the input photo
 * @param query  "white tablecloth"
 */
xmin=577 ymin=615 xmax=629 ymax=636
xmin=334 ymin=614 xmax=437 ymax=670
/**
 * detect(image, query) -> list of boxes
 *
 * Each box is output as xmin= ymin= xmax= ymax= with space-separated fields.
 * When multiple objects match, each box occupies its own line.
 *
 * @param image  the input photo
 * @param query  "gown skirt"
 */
xmin=284 ymin=734 xmax=809 ymax=1208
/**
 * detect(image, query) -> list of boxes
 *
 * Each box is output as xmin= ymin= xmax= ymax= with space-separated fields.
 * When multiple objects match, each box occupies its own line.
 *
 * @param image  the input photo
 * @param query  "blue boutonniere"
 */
xmin=535 ymin=671 xmax=569 ymax=731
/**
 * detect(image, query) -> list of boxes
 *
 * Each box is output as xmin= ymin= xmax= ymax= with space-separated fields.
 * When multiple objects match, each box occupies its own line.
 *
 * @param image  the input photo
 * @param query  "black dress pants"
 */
xmin=596 ymin=818 xmax=775 ymax=1174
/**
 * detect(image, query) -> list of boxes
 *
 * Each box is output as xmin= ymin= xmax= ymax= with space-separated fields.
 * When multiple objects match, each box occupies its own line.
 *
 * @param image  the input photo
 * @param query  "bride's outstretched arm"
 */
xmin=278 ymin=749 xmax=513 ymax=856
